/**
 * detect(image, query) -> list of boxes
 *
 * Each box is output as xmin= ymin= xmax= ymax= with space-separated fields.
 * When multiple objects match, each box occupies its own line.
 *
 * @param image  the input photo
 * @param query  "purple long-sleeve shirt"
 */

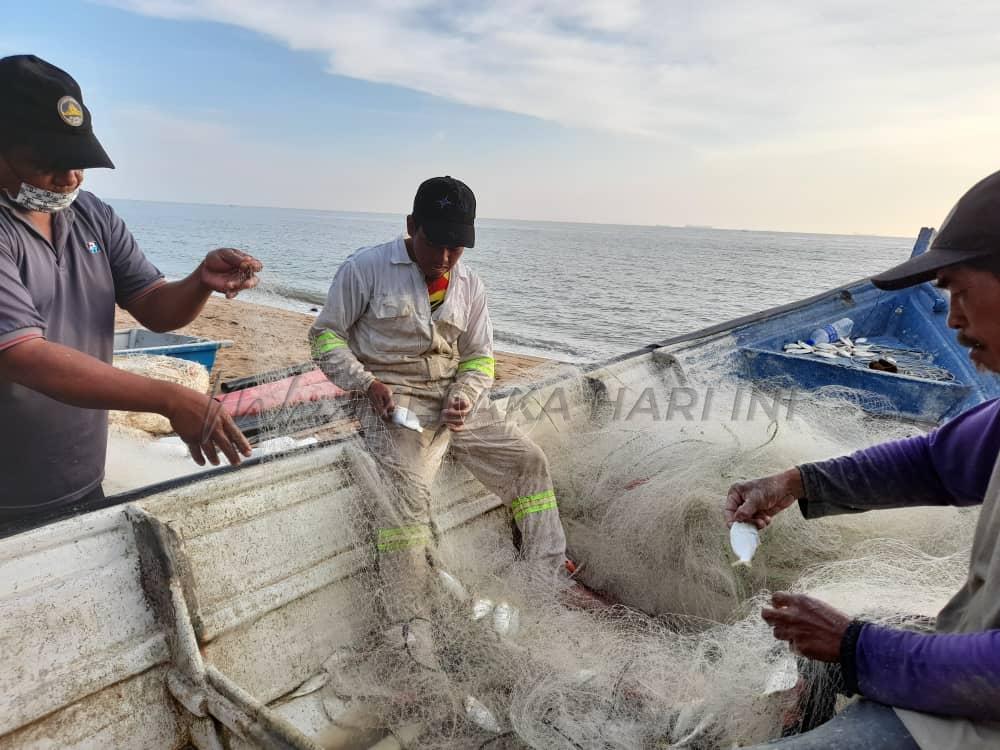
xmin=797 ymin=398 xmax=1000 ymax=721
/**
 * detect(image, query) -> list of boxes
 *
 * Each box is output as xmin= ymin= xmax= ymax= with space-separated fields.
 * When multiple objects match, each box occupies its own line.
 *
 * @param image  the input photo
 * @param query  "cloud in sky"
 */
xmin=90 ymin=0 xmax=1000 ymax=233
xmin=101 ymin=1 xmax=1000 ymax=143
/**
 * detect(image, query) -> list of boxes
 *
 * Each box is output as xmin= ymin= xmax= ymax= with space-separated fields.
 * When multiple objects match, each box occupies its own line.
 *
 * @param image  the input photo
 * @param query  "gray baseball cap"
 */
xmin=872 ymin=170 xmax=1000 ymax=290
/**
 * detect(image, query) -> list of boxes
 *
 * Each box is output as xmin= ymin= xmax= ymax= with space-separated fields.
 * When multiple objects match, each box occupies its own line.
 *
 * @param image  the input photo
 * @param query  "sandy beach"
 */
xmin=114 ymin=295 xmax=556 ymax=387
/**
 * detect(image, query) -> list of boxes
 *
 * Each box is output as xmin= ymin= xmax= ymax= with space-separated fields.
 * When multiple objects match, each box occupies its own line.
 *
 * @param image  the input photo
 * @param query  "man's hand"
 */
xmin=199 ymin=248 xmax=263 ymax=299
xmin=725 ymin=468 xmax=804 ymax=529
xmin=442 ymin=396 xmax=472 ymax=431
xmin=367 ymin=380 xmax=395 ymax=418
xmin=162 ymin=386 xmax=253 ymax=466
xmin=761 ymin=592 xmax=851 ymax=662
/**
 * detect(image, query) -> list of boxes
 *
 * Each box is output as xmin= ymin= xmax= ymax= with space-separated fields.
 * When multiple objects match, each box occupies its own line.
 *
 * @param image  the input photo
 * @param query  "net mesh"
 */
xmin=304 ymin=377 xmax=975 ymax=749
xmin=108 ymin=354 xmax=210 ymax=435
xmin=104 ymin=311 xmax=977 ymax=749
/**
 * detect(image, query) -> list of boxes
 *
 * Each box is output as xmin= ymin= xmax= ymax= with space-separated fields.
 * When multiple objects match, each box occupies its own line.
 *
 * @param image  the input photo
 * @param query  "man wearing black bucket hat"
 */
xmin=728 ymin=171 xmax=1000 ymax=747
xmin=310 ymin=176 xmax=583 ymax=668
xmin=0 ymin=55 xmax=263 ymax=531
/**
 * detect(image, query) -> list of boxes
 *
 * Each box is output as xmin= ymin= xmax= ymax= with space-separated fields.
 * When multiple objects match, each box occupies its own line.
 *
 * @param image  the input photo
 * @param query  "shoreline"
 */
xmin=114 ymin=295 xmax=558 ymax=387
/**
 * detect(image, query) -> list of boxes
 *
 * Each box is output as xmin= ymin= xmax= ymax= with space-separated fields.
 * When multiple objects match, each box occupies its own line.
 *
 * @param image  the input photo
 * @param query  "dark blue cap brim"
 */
xmin=421 ymin=220 xmax=475 ymax=248
xmin=871 ymin=247 xmax=994 ymax=290
xmin=7 ymin=126 xmax=115 ymax=170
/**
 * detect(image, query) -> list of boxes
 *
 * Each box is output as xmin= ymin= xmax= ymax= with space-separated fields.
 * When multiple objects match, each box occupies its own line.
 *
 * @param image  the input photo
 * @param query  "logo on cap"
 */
xmin=57 ymin=96 xmax=84 ymax=127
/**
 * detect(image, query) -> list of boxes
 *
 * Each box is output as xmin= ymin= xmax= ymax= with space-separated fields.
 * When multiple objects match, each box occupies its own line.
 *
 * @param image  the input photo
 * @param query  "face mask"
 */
xmin=5 ymin=182 xmax=79 ymax=213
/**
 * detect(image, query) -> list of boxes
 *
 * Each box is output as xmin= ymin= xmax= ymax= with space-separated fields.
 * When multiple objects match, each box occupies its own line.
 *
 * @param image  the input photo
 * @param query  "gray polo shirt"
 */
xmin=0 ymin=190 xmax=163 ymax=520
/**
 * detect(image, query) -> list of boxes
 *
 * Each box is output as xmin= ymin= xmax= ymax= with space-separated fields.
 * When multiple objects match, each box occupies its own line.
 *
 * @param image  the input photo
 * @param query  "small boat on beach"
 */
xmin=114 ymin=328 xmax=233 ymax=372
xmin=1 ymin=228 xmax=996 ymax=749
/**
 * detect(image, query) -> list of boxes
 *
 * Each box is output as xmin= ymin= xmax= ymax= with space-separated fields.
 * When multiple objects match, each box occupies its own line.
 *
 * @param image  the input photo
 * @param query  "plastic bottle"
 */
xmin=806 ymin=317 xmax=854 ymax=345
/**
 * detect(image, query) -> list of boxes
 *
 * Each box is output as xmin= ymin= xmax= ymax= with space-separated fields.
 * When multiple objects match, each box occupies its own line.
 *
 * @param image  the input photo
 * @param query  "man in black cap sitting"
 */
xmin=310 ymin=176 xmax=575 ymax=665
xmin=0 ymin=55 xmax=263 ymax=531
xmin=729 ymin=169 xmax=1000 ymax=748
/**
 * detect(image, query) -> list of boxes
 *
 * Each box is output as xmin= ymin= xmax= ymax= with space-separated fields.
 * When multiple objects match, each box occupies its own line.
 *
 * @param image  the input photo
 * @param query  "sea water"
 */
xmin=110 ymin=199 xmax=912 ymax=362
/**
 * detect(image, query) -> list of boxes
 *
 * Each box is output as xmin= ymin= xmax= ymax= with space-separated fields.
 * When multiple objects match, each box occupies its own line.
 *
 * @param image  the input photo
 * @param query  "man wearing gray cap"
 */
xmin=0 ymin=55 xmax=263 ymax=530
xmin=728 ymin=170 xmax=1000 ymax=747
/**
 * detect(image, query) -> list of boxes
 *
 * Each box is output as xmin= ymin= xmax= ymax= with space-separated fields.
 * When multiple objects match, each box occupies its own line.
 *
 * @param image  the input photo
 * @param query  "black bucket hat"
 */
xmin=0 ymin=55 xmax=114 ymax=170
xmin=872 ymin=170 xmax=1000 ymax=290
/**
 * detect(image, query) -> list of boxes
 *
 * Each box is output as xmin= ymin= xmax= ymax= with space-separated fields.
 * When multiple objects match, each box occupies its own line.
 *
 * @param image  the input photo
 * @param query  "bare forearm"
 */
xmin=0 ymin=339 xmax=183 ymax=414
xmin=127 ymin=268 xmax=212 ymax=332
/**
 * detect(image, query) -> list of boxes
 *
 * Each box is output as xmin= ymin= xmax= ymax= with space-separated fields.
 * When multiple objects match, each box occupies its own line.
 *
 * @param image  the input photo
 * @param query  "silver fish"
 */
xmin=729 ymin=522 xmax=759 ymax=567
xmin=437 ymin=570 xmax=469 ymax=602
xmin=464 ymin=695 xmax=502 ymax=733
xmin=471 ymin=598 xmax=494 ymax=621
xmin=492 ymin=601 xmax=520 ymax=638
xmin=763 ymin=656 xmax=799 ymax=695
xmin=391 ymin=406 xmax=423 ymax=433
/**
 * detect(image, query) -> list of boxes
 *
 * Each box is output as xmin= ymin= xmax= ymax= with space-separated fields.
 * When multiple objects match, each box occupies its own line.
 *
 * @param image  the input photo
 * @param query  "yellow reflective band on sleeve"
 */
xmin=311 ymin=330 xmax=348 ymax=358
xmin=376 ymin=525 xmax=432 ymax=553
xmin=457 ymin=356 xmax=495 ymax=378
xmin=511 ymin=489 xmax=558 ymax=522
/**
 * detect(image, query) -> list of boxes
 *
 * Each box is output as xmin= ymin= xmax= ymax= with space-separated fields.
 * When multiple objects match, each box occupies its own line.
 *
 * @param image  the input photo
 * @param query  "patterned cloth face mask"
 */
xmin=5 ymin=181 xmax=80 ymax=213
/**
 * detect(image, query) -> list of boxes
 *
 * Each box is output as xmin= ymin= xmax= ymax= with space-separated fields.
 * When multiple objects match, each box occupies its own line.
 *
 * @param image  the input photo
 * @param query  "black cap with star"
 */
xmin=412 ymin=176 xmax=476 ymax=248
xmin=0 ymin=54 xmax=114 ymax=170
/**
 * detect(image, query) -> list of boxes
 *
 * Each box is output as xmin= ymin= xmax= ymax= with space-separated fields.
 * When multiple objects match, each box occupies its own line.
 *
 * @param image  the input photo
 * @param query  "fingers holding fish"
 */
xmin=724 ymin=468 xmax=804 ymax=528
xmin=725 ymin=481 xmax=771 ymax=527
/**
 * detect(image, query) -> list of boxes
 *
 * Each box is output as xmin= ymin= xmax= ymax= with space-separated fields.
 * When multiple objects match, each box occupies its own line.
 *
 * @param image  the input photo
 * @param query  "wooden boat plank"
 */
xmin=0 ymin=632 xmax=170 ymax=737
xmin=194 ymin=489 xmax=502 ymax=641
xmin=203 ymin=573 xmax=370 ymax=705
xmin=0 ymin=509 xmax=169 ymax=736
xmin=2 ymin=666 xmax=186 ymax=750
xmin=136 ymin=448 xmax=351 ymax=537
xmin=184 ymin=488 xmax=356 ymax=610
xmin=0 ymin=512 xmax=130 ymax=600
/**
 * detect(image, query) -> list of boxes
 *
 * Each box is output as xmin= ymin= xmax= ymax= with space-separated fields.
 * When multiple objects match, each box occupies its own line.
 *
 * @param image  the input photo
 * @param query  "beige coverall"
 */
xmin=310 ymin=237 xmax=567 ymax=631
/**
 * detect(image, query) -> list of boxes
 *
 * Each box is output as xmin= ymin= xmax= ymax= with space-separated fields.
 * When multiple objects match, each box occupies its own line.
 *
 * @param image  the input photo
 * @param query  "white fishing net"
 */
xmin=301 ymin=374 xmax=977 ymax=750
xmin=94 ymin=320 xmax=978 ymax=750
xmin=109 ymin=354 xmax=210 ymax=435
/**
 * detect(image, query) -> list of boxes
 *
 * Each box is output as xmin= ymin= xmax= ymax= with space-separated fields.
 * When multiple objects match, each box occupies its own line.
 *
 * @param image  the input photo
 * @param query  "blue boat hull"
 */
xmin=642 ymin=228 xmax=999 ymax=424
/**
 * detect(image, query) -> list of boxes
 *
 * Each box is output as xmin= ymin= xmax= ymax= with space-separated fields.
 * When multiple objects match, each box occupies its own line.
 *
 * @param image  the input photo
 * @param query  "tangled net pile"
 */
xmin=109 ymin=354 xmax=210 ymax=435
xmin=310 ymin=377 xmax=977 ymax=750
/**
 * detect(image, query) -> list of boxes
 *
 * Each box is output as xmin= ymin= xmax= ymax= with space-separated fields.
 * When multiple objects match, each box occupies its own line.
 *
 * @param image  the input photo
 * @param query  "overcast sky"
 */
xmin=5 ymin=1 xmax=1000 ymax=235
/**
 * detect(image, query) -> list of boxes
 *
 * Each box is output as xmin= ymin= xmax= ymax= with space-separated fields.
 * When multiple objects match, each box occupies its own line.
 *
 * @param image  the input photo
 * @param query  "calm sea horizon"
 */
xmin=108 ymin=198 xmax=917 ymax=362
